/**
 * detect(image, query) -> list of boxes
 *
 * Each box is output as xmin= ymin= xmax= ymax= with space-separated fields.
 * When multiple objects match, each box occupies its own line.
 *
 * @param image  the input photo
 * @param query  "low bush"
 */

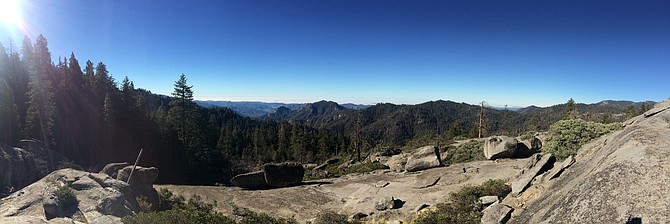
xmin=53 ymin=186 xmax=78 ymax=209
xmin=441 ymin=140 xmax=485 ymax=166
xmin=412 ymin=179 xmax=511 ymax=224
xmin=543 ymin=119 xmax=620 ymax=160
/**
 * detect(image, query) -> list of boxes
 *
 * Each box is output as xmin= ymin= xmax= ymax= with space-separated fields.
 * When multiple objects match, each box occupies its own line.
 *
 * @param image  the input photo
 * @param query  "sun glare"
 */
xmin=0 ymin=0 xmax=23 ymax=28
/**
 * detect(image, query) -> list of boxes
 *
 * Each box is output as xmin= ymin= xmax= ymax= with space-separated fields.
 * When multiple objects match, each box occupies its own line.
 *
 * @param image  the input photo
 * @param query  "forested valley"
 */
xmin=0 ymin=35 xmax=650 ymax=185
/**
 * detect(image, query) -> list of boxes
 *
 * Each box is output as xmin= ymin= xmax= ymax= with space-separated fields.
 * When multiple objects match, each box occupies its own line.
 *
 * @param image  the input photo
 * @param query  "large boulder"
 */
xmin=484 ymin=136 xmax=519 ymax=160
xmin=116 ymin=166 xmax=160 ymax=210
xmin=484 ymin=136 xmax=542 ymax=160
xmin=405 ymin=146 xmax=442 ymax=172
xmin=231 ymin=171 xmax=271 ymax=190
xmin=263 ymin=162 xmax=304 ymax=188
xmin=0 ymin=140 xmax=69 ymax=197
xmin=0 ymin=169 xmax=140 ymax=223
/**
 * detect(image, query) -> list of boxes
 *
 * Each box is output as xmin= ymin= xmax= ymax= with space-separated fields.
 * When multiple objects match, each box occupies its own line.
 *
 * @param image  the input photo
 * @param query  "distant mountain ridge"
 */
xmin=195 ymin=100 xmax=369 ymax=117
xmin=249 ymin=99 xmax=657 ymax=148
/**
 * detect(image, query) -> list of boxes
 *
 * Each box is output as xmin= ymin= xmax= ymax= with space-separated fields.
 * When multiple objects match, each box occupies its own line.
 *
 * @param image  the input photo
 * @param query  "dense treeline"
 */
xmin=0 ymin=35 xmax=349 ymax=184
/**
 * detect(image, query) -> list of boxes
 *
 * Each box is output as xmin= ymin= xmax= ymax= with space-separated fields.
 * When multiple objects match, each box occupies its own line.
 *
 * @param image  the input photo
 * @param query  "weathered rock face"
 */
xmin=512 ymin=100 xmax=670 ymax=223
xmin=231 ymin=162 xmax=305 ymax=189
xmin=484 ymin=136 xmax=519 ymax=160
xmin=263 ymin=162 xmax=304 ymax=188
xmin=0 ymin=140 xmax=69 ymax=198
xmin=0 ymin=168 xmax=140 ymax=223
xmin=405 ymin=146 xmax=442 ymax=172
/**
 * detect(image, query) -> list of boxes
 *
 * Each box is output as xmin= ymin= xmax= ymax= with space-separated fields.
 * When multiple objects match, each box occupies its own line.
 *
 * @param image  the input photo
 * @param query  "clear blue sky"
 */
xmin=1 ymin=0 xmax=669 ymax=106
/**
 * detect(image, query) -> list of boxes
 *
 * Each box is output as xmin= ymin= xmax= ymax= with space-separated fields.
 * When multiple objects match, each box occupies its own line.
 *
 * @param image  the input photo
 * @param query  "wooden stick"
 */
xmin=127 ymin=148 xmax=143 ymax=184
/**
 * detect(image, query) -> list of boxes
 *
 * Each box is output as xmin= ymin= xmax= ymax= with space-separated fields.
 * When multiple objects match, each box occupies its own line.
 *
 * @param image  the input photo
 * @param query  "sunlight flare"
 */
xmin=0 ymin=0 xmax=23 ymax=28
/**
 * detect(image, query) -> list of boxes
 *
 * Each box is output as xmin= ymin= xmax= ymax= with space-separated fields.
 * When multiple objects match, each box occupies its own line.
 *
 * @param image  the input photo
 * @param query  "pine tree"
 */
xmin=83 ymin=60 xmax=94 ymax=91
xmin=168 ymin=73 xmax=195 ymax=141
xmin=68 ymin=52 xmax=83 ymax=89
xmin=24 ymin=74 xmax=56 ymax=145
xmin=564 ymin=98 xmax=577 ymax=119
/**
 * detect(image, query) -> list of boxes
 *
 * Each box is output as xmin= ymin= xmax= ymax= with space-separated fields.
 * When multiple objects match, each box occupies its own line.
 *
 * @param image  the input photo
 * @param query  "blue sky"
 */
xmin=1 ymin=0 xmax=669 ymax=107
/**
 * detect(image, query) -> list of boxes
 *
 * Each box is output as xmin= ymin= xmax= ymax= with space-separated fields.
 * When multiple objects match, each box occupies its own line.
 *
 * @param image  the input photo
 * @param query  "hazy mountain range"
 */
xmin=195 ymin=100 xmax=370 ymax=117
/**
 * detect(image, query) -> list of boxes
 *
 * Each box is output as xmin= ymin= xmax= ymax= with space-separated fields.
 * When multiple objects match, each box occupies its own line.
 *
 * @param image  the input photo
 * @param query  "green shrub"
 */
xmin=442 ymin=140 xmax=485 ymax=166
xmin=412 ymin=179 xmax=511 ymax=224
xmin=313 ymin=210 xmax=361 ymax=224
xmin=122 ymin=208 xmax=236 ymax=224
xmin=543 ymin=119 xmax=620 ymax=160
xmin=53 ymin=186 xmax=78 ymax=209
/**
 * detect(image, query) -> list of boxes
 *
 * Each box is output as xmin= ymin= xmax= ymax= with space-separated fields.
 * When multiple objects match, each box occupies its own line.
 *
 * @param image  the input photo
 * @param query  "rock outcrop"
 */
xmin=231 ymin=162 xmax=305 ymax=189
xmin=512 ymin=100 xmax=670 ymax=223
xmin=0 ymin=140 xmax=69 ymax=197
xmin=0 ymin=168 xmax=140 ymax=223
